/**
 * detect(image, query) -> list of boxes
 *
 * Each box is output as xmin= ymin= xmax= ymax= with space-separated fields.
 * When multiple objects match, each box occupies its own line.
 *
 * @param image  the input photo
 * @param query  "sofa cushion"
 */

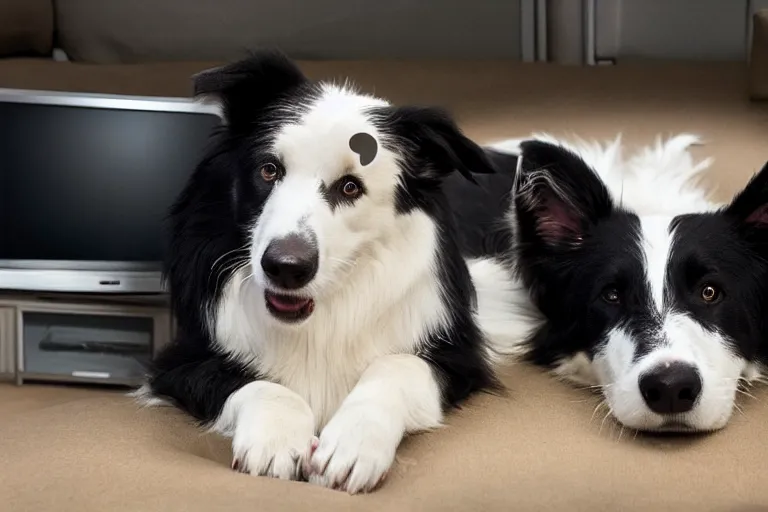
xmin=0 ymin=0 xmax=53 ymax=57
xmin=53 ymin=0 xmax=522 ymax=64
xmin=750 ymin=10 xmax=768 ymax=100
xmin=1 ymin=364 xmax=767 ymax=511
xmin=0 ymin=59 xmax=766 ymax=510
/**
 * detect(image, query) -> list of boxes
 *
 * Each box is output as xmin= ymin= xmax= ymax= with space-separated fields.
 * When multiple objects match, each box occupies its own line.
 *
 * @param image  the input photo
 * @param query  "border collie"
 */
xmin=455 ymin=133 xmax=768 ymax=432
xmin=139 ymin=50 xmax=506 ymax=493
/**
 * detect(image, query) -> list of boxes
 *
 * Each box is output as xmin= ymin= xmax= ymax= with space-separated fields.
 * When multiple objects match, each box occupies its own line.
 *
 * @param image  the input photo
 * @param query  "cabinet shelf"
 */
xmin=0 ymin=295 xmax=172 ymax=387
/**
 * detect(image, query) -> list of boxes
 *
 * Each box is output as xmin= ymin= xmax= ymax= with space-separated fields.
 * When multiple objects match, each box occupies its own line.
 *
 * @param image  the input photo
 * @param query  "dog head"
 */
xmin=514 ymin=140 xmax=768 ymax=432
xmin=189 ymin=50 xmax=494 ymax=327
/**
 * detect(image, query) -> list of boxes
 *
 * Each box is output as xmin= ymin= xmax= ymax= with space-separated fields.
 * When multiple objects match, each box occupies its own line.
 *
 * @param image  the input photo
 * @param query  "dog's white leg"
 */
xmin=304 ymin=354 xmax=443 ymax=494
xmin=211 ymin=381 xmax=315 ymax=480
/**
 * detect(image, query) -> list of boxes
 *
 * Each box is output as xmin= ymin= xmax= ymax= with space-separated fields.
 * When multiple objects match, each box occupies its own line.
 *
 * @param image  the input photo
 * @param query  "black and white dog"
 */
xmin=140 ymin=50 xmax=509 ymax=493
xmin=458 ymin=134 xmax=768 ymax=433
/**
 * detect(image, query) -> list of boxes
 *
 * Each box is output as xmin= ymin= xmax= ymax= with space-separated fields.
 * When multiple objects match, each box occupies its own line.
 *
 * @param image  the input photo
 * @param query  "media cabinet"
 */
xmin=0 ymin=293 xmax=174 ymax=387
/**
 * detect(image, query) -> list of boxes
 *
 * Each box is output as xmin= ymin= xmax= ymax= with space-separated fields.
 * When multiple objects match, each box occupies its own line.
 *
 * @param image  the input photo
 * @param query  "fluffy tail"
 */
xmin=487 ymin=132 xmax=716 ymax=215
xmin=617 ymin=133 xmax=716 ymax=214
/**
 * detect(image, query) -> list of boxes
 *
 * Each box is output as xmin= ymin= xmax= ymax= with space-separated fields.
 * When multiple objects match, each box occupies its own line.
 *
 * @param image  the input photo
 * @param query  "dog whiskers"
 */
xmin=599 ymin=409 xmax=613 ymax=436
xmin=590 ymin=399 xmax=608 ymax=422
xmin=209 ymin=247 xmax=249 ymax=272
xmin=238 ymin=272 xmax=255 ymax=288
xmin=574 ymin=383 xmax=612 ymax=392
xmin=327 ymin=256 xmax=357 ymax=270
xmin=616 ymin=425 xmax=625 ymax=443
xmin=214 ymin=257 xmax=250 ymax=281
xmin=209 ymin=251 xmax=249 ymax=285
xmin=213 ymin=260 xmax=250 ymax=299
xmin=735 ymin=388 xmax=759 ymax=401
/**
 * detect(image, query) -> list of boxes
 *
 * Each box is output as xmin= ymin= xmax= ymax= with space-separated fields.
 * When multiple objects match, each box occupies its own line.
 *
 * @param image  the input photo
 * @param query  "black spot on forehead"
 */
xmin=349 ymin=132 xmax=378 ymax=166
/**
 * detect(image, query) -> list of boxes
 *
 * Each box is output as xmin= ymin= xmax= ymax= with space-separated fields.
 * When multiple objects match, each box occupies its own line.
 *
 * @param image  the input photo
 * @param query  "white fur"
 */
xmin=129 ymin=384 xmax=171 ymax=408
xmin=217 ymin=213 xmax=445 ymax=428
xmin=210 ymin=381 xmax=315 ymax=480
xmin=640 ymin=215 xmax=676 ymax=312
xmin=305 ymin=354 xmax=443 ymax=493
xmin=596 ymin=314 xmax=745 ymax=431
xmin=489 ymin=132 xmax=717 ymax=216
xmin=209 ymin=85 xmax=447 ymax=489
xmin=551 ymin=352 xmax=598 ymax=387
xmin=483 ymin=133 xmax=762 ymax=431
xmin=467 ymin=257 xmax=543 ymax=363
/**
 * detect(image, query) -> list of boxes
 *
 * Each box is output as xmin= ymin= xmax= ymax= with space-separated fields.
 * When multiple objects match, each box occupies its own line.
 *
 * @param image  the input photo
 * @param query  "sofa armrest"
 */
xmin=0 ymin=0 xmax=53 ymax=57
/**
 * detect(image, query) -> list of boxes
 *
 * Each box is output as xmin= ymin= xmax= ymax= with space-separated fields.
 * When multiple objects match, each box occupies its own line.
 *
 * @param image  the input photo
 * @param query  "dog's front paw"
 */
xmin=227 ymin=387 xmax=316 ymax=481
xmin=303 ymin=405 xmax=402 ymax=494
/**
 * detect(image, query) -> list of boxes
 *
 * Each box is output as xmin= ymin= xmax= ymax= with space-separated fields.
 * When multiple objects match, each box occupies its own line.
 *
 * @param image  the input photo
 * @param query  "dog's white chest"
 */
xmin=262 ymin=335 xmax=370 ymax=427
xmin=257 ymin=313 xmax=422 ymax=427
xmin=215 ymin=261 xmax=446 ymax=428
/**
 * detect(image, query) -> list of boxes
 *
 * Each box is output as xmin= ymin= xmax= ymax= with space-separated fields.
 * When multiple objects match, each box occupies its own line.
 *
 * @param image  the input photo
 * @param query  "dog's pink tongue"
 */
xmin=268 ymin=295 xmax=310 ymax=313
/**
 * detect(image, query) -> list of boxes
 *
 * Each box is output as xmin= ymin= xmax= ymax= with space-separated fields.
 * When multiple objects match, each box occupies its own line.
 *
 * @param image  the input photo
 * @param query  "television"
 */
xmin=0 ymin=89 xmax=221 ymax=293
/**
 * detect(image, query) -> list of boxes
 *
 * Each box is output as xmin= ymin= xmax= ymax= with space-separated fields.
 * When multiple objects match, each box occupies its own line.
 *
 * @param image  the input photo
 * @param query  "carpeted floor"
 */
xmin=0 ymin=378 xmax=122 ymax=419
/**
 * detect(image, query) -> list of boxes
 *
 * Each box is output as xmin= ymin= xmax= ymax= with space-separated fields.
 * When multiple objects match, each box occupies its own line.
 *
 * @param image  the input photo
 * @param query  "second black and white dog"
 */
xmin=139 ymin=50 xmax=511 ymax=493
xmin=455 ymin=133 xmax=768 ymax=433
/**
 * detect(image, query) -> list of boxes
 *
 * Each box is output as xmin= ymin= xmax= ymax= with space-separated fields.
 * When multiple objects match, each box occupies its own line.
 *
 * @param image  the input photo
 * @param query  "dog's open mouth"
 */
xmin=264 ymin=291 xmax=315 ymax=322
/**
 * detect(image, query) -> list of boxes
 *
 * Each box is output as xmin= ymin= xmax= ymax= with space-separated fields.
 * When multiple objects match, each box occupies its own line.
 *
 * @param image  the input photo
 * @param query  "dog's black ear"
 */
xmin=384 ymin=106 xmax=495 ymax=183
xmin=725 ymin=161 xmax=768 ymax=229
xmin=193 ymin=49 xmax=307 ymax=131
xmin=515 ymin=140 xmax=613 ymax=247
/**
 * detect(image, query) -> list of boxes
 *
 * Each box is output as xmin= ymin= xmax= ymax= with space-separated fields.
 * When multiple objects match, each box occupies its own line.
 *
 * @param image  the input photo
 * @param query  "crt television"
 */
xmin=0 ymin=88 xmax=221 ymax=293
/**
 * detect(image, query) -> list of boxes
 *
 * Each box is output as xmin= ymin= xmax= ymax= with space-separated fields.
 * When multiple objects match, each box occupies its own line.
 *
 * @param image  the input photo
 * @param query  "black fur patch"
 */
xmin=349 ymin=132 xmax=378 ymax=166
xmin=370 ymin=106 xmax=495 ymax=215
xmin=442 ymin=148 xmax=520 ymax=258
xmin=320 ymin=175 xmax=367 ymax=211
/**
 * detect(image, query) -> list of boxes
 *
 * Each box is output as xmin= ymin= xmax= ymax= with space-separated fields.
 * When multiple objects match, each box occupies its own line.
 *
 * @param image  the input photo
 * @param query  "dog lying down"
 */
xmin=135 ymin=50 xmax=766 ymax=494
xmin=458 ymin=133 xmax=768 ymax=433
xmin=136 ymin=50 xmax=520 ymax=494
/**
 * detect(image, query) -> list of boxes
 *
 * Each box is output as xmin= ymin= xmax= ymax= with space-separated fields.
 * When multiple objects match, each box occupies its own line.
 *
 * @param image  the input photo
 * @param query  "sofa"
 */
xmin=2 ymin=1 xmax=768 ymax=510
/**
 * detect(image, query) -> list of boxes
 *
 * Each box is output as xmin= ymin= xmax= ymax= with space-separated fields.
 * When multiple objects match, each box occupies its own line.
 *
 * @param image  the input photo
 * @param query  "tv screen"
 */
xmin=0 ymin=98 xmax=220 ymax=267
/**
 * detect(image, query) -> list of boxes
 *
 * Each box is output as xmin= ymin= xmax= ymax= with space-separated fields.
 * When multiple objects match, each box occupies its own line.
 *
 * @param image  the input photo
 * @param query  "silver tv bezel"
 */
xmin=0 ymin=88 xmax=221 ymax=294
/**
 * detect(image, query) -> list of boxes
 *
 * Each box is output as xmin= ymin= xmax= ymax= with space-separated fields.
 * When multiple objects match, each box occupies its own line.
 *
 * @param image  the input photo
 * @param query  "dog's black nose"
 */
xmin=639 ymin=362 xmax=702 ymax=414
xmin=260 ymin=234 xmax=318 ymax=289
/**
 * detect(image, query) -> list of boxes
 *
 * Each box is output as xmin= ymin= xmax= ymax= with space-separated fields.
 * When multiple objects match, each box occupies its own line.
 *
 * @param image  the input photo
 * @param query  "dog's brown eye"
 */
xmin=601 ymin=287 xmax=620 ymax=304
xmin=341 ymin=178 xmax=361 ymax=198
xmin=701 ymin=285 xmax=720 ymax=303
xmin=260 ymin=163 xmax=280 ymax=182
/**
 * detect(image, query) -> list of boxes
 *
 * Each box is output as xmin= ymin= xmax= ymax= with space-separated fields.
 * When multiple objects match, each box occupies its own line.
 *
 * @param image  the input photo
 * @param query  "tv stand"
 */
xmin=0 ymin=292 xmax=173 ymax=387
xmin=0 ymin=268 xmax=165 ymax=294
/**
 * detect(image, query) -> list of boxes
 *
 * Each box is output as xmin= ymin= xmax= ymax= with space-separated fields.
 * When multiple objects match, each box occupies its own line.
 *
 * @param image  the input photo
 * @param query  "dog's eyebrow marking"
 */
xmin=349 ymin=132 xmax=378 ymax=166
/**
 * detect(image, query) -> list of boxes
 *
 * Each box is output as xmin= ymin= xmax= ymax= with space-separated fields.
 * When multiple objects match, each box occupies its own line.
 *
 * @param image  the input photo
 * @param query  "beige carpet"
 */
xmin=0 ymin=379 xmax=121 ymax=418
